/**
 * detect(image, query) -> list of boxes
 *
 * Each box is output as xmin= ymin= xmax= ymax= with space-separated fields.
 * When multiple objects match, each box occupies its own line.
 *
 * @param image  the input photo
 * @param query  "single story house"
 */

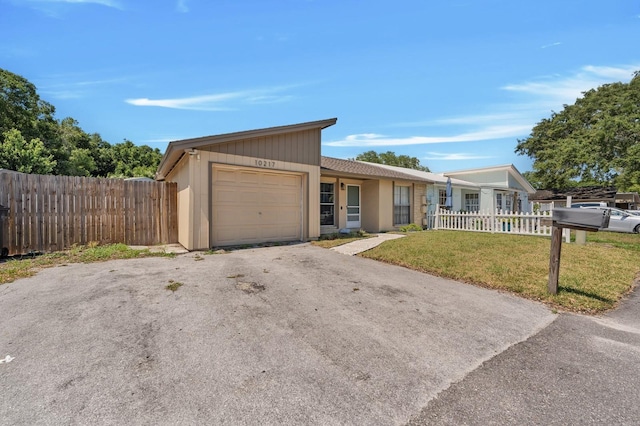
xmin=156 ymin=118 xmax=536 ymax=249
xmin=443 ymin=165 xmax=535 ymax=213
xmin=371 ymin=163 xmax=535 ymax=215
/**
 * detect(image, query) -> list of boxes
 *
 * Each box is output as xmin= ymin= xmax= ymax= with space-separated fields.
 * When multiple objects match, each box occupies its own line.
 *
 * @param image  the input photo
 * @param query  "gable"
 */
xmin=201 ymin=128 xmax=320 ymax=166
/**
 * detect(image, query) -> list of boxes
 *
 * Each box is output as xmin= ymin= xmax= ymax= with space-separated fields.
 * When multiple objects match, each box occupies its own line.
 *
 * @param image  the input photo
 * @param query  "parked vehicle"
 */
xmin=571 ymin=202 xmax=608 ymax=208
xmin=580 ymin=206 xmax=640 ymax=233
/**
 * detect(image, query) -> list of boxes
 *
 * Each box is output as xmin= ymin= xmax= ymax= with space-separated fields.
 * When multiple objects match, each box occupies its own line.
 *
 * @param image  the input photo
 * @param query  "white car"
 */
xmin=581 ymin=206 xmax=640 ymax=233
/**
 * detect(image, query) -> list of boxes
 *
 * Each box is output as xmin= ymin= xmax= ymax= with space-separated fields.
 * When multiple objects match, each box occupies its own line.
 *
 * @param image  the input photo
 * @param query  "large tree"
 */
xmin=1 ymin=68 xmax=162 ymax=178
xmin=515 ymin=71 xmax=640 ymax=191
xmin=0 ymin=68 xmax=59 ymax=153
xmin=0 ymin=129 xmax=56 ymax=174
xmin=354 ymin=150 xmax=430 ymax=172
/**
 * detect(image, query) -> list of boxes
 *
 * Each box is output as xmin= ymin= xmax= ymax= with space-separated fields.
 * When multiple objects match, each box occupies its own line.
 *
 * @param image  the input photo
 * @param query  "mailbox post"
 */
xmin=547 ymin=208 xmax=610 ymax=295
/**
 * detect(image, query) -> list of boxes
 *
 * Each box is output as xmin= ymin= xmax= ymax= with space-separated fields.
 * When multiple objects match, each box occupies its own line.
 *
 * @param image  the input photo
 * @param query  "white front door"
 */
xmin=346 ymin=185 xmax=361 ymax=228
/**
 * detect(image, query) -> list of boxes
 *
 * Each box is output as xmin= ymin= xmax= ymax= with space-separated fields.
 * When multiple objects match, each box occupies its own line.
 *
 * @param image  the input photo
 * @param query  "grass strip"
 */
xmin=359 ymin=230 xmax=639 ymax=313
xmin=0 ymin=243 xmax=174 ymax=285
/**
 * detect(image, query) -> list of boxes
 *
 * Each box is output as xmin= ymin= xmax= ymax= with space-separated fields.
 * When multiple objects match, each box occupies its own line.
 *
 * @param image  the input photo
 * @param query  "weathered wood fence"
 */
xmin=0 ymin=171 xmax=178 ymax=255
xmin=433 ymin=207 xmax=553 ymax=236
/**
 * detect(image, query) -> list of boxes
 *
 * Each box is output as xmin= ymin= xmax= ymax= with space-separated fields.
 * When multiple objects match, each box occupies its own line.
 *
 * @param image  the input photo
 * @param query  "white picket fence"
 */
xmin=433 ymin=207 xmax=553 ymax=236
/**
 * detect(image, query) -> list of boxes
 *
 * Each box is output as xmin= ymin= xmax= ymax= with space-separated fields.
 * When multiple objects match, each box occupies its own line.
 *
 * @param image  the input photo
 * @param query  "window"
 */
xmin=394 ymin=186 xmax=411 ymax=224
xmin=320 ymin=183 xmax=335 ymax=226
xmin=439 ymin=189 xmax=447 ymax=207
xmin=464 ymin=193 xmax=479 ymax=212
xmin=496 ymin=193 xmax=502 ymax=212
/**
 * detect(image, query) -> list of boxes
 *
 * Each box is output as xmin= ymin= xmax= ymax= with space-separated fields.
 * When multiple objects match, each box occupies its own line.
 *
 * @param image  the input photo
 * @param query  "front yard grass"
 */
xmin=0 ymin=243 xmax=175 ymax=285
xmin=360 ymin=230 xmax=639 ymax=313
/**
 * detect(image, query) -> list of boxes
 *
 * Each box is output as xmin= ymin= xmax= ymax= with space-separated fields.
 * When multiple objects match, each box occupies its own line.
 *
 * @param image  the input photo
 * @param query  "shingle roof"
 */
xmin=320 ymin=157 xmax=432 ymax=182
xmin=370 ymin=163 xmax=479 ymax=188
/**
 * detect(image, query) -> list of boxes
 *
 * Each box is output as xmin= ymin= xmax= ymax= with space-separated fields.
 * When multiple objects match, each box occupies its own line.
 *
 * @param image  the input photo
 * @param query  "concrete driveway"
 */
xmin=0 ymin=244 xmax=554 ymax=425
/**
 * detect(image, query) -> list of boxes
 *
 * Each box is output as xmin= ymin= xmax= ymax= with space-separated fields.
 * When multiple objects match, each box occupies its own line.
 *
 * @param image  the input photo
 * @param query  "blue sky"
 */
xmin=1 ymin=0 xmax=639 ymax=173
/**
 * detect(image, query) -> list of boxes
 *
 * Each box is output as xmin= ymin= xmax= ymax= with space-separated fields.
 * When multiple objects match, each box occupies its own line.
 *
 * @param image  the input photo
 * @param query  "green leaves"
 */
xmin=0 ymin=68 xmax=161 ymax=178
xmin=0 ymin=129 xmax=56 ymax=174
xmin=516 ymin=72 xmax=640 ymax=190
xmin=354 ymin=150 xmax=430 ymax=172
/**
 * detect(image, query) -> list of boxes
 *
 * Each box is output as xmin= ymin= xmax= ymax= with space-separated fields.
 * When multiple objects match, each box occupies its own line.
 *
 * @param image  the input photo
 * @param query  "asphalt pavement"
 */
xmin=0 ymin=244 xmax=554 ymax=425
xmin=408 ymin=286 xmax=640 ymax=425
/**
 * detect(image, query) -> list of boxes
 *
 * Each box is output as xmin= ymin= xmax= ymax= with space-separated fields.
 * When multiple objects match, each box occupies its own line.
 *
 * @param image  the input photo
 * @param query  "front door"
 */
xmin=346 ymin=185 xmax=361 ymax=228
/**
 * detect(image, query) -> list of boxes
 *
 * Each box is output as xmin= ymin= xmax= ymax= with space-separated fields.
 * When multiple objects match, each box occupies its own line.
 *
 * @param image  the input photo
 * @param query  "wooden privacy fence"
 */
xmin=0 ymin=171 xmax=178 ymax=255
xmin=433 ymin=207 xmax=553 ymax=237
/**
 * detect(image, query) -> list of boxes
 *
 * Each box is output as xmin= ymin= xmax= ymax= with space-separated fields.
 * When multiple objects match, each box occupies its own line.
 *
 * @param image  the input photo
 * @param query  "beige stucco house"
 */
xmin=155 ymin=118 xmax=337 ymax=250
xmin=156 ymin=118 xmax=536 ymax=249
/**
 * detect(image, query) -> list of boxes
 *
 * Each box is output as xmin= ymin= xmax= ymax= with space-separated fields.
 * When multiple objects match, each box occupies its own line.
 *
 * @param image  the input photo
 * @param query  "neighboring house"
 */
xmin=443 ymin=165 xmax=536 ymax=214
xmin=368 ymin=163 xmax=479 ymax=215
xmin=155 ymin=118 xmax=537 ymax=249
xmin=372 ymin=163 xmax=535 ymax=215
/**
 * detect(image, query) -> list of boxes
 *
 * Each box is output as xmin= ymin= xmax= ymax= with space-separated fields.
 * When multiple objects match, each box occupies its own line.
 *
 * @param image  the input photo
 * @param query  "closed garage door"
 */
xmin=212 ymin=165 xmax=303 ymax=246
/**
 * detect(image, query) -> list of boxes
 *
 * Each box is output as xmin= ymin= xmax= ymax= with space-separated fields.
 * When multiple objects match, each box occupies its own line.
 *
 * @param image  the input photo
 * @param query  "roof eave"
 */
xmin=320 ymin=168 xmax=431 ymax=183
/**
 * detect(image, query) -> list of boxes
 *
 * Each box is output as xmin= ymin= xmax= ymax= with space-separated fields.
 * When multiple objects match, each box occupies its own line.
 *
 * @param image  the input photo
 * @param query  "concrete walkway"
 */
xmin=331 ymin=233 xmax=406 ymax=255
xmin=128 ymin=243 xmax=189 ymax=254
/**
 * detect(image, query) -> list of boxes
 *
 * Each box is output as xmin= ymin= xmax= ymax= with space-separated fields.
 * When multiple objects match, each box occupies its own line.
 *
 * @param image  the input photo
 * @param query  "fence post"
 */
xmin=434 ymin=204 xmax=440 ymax=230
xmin=564 ymin=196 xmax=572 ymax=243
xmin=548 ymin=225 xmax=563 ymax=294
xmin=490 ymin=208 xmax=496 ymax=233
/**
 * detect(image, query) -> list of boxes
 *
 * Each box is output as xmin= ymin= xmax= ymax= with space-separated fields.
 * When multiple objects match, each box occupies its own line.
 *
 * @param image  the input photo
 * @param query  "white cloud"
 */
xmin=126 ymin=86 xmax=296 ymax=111
xmin=176 ymin=0 xmax=188 ymax=13
xmin=423 ymin=152 xmax=494 ymax=161
xmin=324 ymin=125 xmax=532 ymax=147
xmin=502 ymin=64 xmax=640 ymax=105
xmin=540 ymin=42 xmax=561 ymax=49
xmin=395 ymin=112 xmax=527 ymax=127
xmin=327 ymin=63 xmax=639 ymax=160
xmin=330 ymin=64 xmax=639 ymax=151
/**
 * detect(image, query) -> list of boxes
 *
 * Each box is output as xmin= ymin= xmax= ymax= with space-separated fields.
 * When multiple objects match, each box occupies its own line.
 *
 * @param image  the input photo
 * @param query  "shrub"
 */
xmin=399 ymin=223 xmax=423 ymax=232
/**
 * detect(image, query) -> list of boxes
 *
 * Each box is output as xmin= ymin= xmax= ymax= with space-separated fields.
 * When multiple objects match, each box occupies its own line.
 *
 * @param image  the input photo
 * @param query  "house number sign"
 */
xmin=254 ymin=159 xmax=277 ymax=168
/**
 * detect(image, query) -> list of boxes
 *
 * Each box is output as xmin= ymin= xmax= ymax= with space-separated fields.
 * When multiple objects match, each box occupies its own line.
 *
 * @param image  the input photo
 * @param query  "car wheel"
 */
xmin=634 ymin=224 xmax=640 ymax=234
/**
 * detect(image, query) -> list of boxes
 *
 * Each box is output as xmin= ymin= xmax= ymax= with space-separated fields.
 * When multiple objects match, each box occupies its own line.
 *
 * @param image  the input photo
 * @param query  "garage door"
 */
xmin=212 ymin=165 xmax=303 ymax=246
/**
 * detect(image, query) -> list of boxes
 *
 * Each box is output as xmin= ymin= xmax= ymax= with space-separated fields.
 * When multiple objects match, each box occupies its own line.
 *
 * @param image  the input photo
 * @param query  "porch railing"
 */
xmin=431 ymin=207 xmax=553 ymax=236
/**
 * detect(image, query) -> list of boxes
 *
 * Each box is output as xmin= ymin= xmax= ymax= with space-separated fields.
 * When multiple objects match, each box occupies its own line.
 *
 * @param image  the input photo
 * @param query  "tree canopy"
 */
xmin=515 ymin=71 xmax=640 ymax=191
xmin=0 ymin=68 xmax=162 ymax=178
xmin=354 ymin=150 xmax=430 ymax=172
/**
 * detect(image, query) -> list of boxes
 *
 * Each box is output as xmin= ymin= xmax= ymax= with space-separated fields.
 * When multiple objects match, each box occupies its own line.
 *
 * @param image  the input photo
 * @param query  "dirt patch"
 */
xmin=236 ymin=281 xmax=265 ymax=294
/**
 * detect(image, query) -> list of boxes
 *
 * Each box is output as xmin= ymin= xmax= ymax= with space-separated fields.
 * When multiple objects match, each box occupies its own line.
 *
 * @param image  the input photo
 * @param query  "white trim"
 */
xmin=346 ymin=184 xmax=361 ymax=228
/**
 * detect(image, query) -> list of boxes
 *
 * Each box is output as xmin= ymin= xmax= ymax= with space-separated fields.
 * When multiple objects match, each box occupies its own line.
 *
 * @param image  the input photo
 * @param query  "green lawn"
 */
xmin=0 ymin=243 xmax=174 ymax=285
xmin=359 ymin=230 xmax=640 ymax=313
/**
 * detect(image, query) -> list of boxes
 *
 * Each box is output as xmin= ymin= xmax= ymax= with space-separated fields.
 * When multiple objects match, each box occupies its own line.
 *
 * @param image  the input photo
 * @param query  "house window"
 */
xmin=320 ymin=183 xmax=335 ymax=226
xmin=496 ymin=193 xmax=502 ymax=212
xmin=464 ymin=193 xmax=479 ymax=212
xmin=394 ymin=185 xmax=411 ymax=225
xmin=439 ymin=189 xmax=447 ymax=207
xmin=505 ymin=194 xmax=513 ymax=213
